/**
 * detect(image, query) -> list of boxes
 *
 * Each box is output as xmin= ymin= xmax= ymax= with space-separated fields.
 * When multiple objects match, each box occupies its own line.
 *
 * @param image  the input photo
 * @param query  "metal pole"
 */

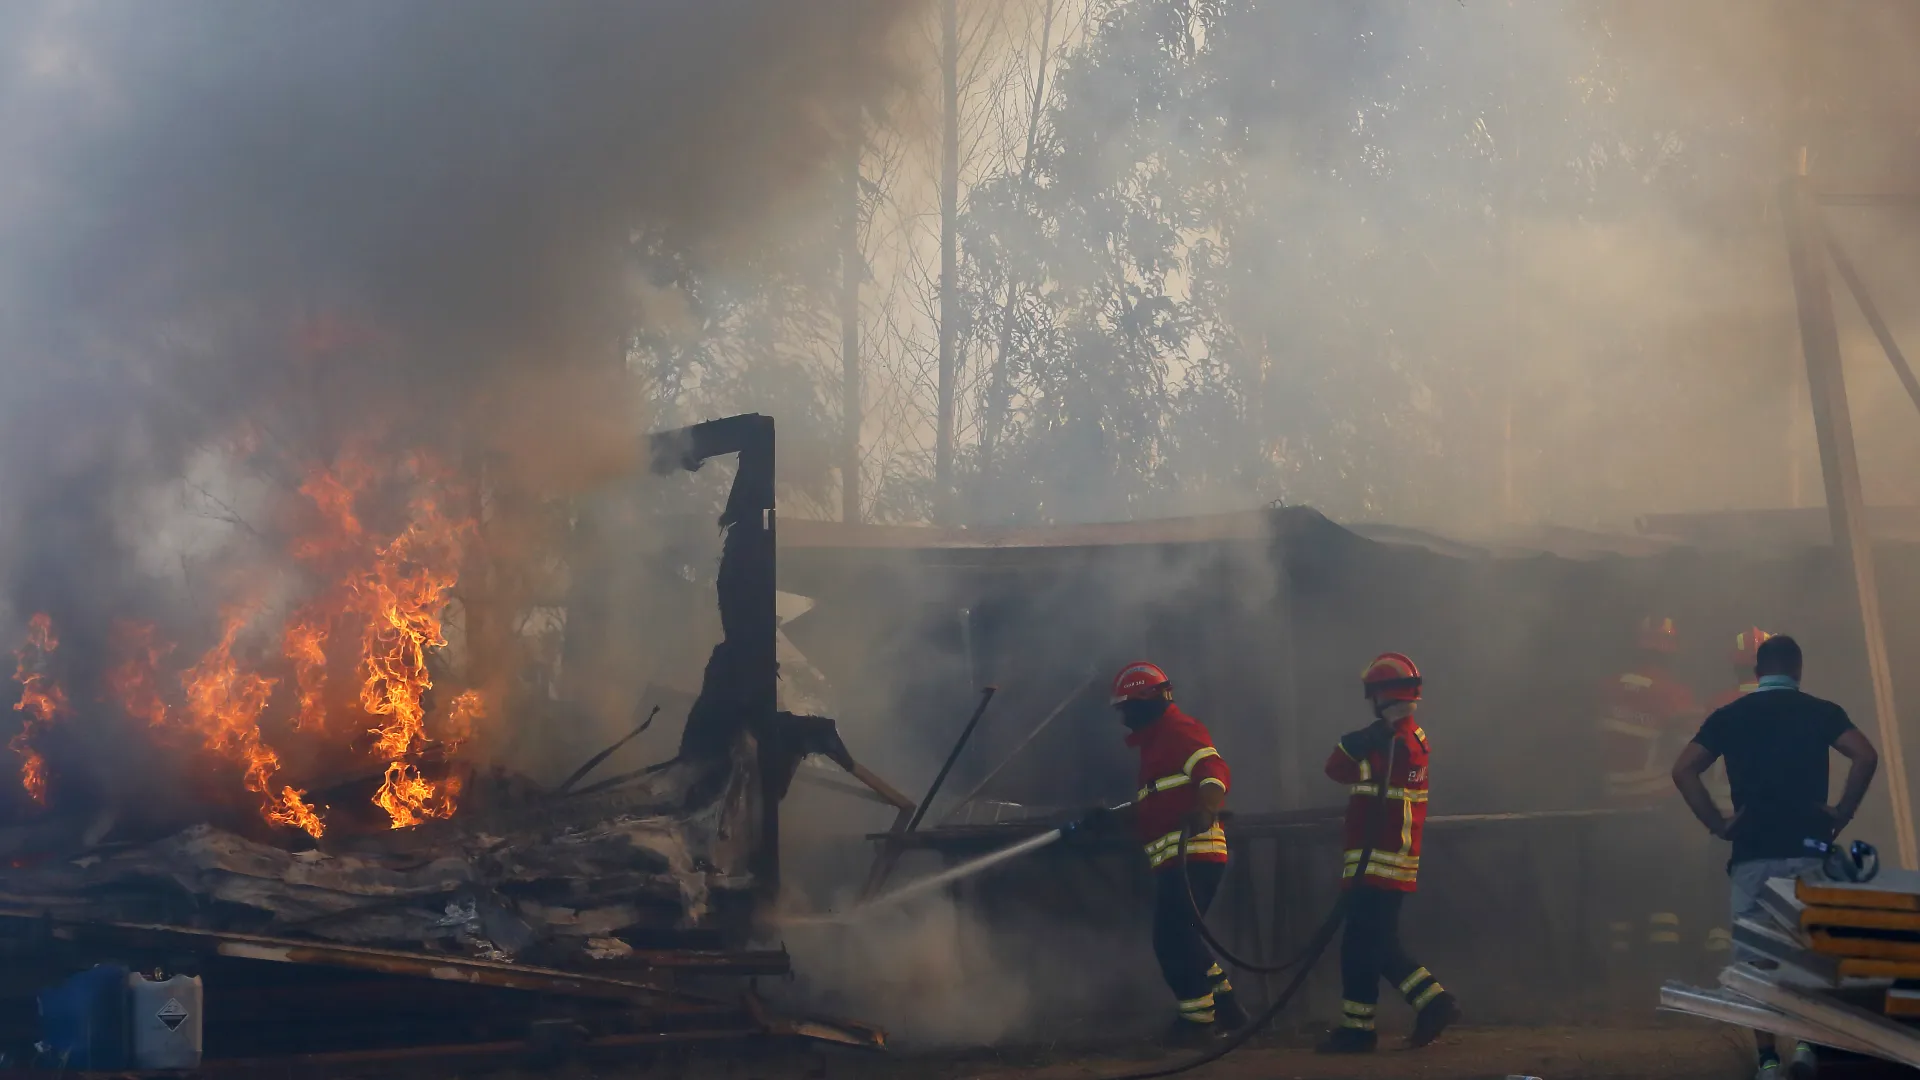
xmin=938 ymin=676 xmax=1093 ymax=824
xmin=859 ymin=685 xmax=999 ymax=898
xmin=1779 ymin=174 xmax=1919 ymax=870
xmin=1824 ymin=230 xmax=1920 ymax=419
xmin=903 ymin=685 xmax=998 ymax=834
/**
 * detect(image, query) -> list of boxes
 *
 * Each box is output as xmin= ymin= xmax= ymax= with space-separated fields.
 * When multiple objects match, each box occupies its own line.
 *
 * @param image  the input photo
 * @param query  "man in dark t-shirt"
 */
xmin=1672 ymin=635 xmax=1878 ymax=1080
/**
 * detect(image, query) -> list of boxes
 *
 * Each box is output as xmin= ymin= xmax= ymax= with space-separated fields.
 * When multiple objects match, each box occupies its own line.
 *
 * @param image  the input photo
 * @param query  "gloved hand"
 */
xmin=1340 ymin=718 xmax=1393 ymax=760
xmin=1060 ymin=804 xmax=1119 ymax=841
xmin=1184 ymin=808 xmax=1217 ymax=835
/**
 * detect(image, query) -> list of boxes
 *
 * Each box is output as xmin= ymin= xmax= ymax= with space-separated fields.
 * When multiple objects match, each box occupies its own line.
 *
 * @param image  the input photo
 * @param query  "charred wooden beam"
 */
xmin=11 ymin=913 xmax=776 ymax=1005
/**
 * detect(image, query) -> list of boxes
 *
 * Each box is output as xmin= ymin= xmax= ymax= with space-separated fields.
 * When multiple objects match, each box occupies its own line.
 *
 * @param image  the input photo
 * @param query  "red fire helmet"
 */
xmin=1361 ymin=652 xmax=1423 ymax=703
xmin=1637 ymin=616 xmax=1679 ymax=655
xmin=1109 ymin=661 xmax=1172 ymax=705
xmin=1731 ymin=627 xmax=1773 ymax=667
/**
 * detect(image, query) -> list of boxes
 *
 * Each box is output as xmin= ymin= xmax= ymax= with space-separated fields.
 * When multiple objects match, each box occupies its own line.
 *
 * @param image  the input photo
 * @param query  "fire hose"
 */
xmin=848 ymin=738 xmax=1398 ymax=1080
xmin=1090 ymin=737 xmax=1399 ymax=1080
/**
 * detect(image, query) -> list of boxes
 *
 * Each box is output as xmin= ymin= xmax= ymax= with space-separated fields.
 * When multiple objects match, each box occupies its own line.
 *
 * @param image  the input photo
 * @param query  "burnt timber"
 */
xmin=0 ymin=413 xmax=897 ymax=1064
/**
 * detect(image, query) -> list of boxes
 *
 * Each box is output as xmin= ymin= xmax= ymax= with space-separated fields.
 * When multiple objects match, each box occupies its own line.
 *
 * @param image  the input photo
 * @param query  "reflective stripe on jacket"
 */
xmin=1125 ymin=705 xmax=1231 ymax=870
xmin=1324 ymin=719 xmax=1429 ymax=892
xmin=1597 ymin=669 xmax=1697 ymax=806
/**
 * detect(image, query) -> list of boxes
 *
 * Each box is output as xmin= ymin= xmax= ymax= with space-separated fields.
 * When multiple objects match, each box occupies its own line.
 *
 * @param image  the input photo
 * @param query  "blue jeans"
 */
xmin=1728 ymin=857 xmax=1820 ymax=964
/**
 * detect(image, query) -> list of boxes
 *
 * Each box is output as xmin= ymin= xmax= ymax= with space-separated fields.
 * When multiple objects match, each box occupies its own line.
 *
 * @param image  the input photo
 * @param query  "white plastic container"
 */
xmin=126 ymin=972 xmax=202 ymax=1070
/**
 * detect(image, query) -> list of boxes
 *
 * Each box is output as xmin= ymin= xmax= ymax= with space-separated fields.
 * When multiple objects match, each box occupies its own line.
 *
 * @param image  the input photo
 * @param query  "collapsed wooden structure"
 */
xmin=0 ymin=414 xmax=896 ymax=1067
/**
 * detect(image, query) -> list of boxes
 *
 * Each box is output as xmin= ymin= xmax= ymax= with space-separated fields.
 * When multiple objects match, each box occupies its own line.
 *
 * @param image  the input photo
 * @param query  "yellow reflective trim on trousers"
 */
xmin=1179 ymin=994 xmax=1215 ymax=1013
xmin=1398 ymin=967 xmax=1433 ymax=995
xmin=1600 ymin=716 xmax=1661 ymax=740
xmin=1341 ymin=1000 xmax=1376 ymax=1017
xmin=1411 ymin=982 xmax=1446 ymax=1010
xmin=1649 ymin=912 xmax=1681 ymax=944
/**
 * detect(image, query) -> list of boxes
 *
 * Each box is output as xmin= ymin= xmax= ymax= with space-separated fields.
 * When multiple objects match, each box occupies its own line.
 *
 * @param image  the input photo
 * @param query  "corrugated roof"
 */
xmin=777 ymin=509 xmax=1282 ymax=551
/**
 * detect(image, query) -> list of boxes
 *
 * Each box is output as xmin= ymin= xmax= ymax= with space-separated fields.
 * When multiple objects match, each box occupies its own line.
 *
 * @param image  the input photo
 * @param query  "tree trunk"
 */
xmin=841 ymin=106 xmax=863 ymax=525
xmin=934 ymin=0 xmax=959 ymax=523
xmin=978 ymin=0 xmax=1056 ymax=524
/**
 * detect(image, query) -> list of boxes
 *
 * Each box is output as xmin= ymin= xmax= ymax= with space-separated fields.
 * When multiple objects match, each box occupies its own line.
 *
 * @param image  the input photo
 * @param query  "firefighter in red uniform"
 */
xmin=1109 ymin=661 xmax=1250 ymax=1045
xmin=1317 ymin=653 xmax=1460 ymax=1054
xmin=1596 ymin=617 xmax=1701 ymax=974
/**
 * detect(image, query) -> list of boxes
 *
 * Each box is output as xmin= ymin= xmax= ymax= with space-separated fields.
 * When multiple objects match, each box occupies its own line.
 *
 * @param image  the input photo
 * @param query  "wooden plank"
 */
xmin=1842 ymin=958 xmax=1920 ymax=980
xmin=1888 ymin=986 xmax=1920 ymax=1019
xmin=1804 ymin=906 xmax=1920 ymax=933
xmin=1810 ymin=929 xmax=1920 ymax=961
xmin=1799 ymin=871 xmax=1920 ymax=913
xmin=1780 ymin=173 xmax=1919 ymax=869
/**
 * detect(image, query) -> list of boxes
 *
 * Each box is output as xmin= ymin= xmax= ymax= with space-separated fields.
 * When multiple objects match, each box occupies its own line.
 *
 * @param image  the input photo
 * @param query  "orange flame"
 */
xmin=181 ymin=608 xmax=324 ymax=838
xmin=442 ymin=689 xmax=483 ymax=753
xmin=282 ymin=614 xmax=330 ymax=732
xmin=15 ymin=445 xmax=477 ymax=838
xmin=372 ymin=761 xmax=461 ymax=829
xmin=107 ymin=619 xmax=174 ymax=728
xmin=297 ymin=453 xmax=474 ymax=829
xmin=10 ymin=613 xmax=67 ymax=804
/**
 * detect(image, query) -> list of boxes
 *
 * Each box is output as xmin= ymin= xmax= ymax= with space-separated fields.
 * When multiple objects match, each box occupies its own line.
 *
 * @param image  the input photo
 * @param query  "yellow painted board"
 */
xmin=1798 ymin=872 xmax=1920 ymax=913
xmin=1808 ymin=929 xmax=1920 ymax=961
xmin=1803 ymin=905 xmax=1920 ymax=933
xmin=1840 ymin=957 xmax=1920 ymax=979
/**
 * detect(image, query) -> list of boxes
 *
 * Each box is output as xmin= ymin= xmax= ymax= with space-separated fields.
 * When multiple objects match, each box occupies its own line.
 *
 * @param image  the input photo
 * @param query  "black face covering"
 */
xmin=1118 ymin=699 xmax=1170 ymax=730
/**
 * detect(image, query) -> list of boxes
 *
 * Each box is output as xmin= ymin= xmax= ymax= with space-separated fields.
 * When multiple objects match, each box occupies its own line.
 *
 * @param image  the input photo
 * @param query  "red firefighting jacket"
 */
xmin=1597 ymin=668 xmax=1697 ymax=806
xmin=1324 ymin=717 xmax=1428 ymax=892
xmin=1125 ymin=705 xmax=1230 ymax=871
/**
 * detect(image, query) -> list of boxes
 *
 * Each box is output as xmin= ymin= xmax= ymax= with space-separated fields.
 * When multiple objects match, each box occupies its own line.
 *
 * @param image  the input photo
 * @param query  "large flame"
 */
xmin=10 ymin=613 xmax=67 ymax=804
xmin=11 ymin=447 xmax=482 ymax=838
xmin=181 ymin=607 xmax=325 ymax=838
xmin=309 ymin=453 xmax=475 ymax=829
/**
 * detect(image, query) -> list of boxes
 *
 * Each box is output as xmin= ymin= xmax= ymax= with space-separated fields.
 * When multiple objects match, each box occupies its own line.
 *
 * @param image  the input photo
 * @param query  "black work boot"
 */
xmin=1213 ymin=989 xmax=1250 ymax=1031
xmin=1163 ymin=1017 xmax=1218 ymax=1049
xmin=1315 ymin=1027 xmax=1378 ymax=1054
xmin=1409 ymin=991 xmax=1461 ymax=1048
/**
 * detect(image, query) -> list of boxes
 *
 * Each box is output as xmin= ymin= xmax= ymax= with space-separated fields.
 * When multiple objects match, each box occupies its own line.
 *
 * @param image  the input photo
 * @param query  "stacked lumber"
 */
xmin=1661 ymin=869 xmax=1920 ymax=1069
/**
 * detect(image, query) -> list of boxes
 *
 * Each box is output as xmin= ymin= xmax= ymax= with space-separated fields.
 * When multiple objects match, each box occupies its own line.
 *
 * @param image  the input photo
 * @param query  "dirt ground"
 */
xmin=538 ymin=1022 xmax=1756 ymax=1080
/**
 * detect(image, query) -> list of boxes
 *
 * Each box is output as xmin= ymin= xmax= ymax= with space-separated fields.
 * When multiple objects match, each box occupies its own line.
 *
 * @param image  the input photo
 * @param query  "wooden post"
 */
xmin=1779 ymin=173 xmax=1919 ymax=870
xmin=1825 ymin=231 xmax=1920 ymax=419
